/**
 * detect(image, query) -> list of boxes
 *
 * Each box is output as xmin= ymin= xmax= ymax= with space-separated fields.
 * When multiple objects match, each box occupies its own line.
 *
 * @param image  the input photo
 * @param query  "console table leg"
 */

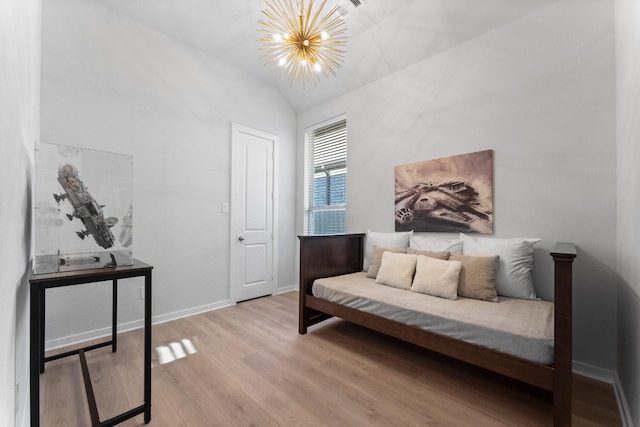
xmin=39 ymin=287 xmax=45 ymax=373
xmin=30 ymin=283 xmax=41 ymax=427
xmin=144 ymin=272 xmax=152 ymax=423
xmin=112 ymin=279 xmax=118 ymax=353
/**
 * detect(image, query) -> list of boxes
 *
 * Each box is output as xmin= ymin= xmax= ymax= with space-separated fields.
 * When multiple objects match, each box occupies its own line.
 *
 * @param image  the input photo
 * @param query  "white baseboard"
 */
xmin=276 ymin=285 xmax=296 ymax=294
xmin=572 ymin=360 xmax=615 ymax=383
xmin=573 ymin=361 xmax=634 ymax=427
xmin=45 ymin=325 xmax=122 ymax=351
xmin=152 ymin=299 xmax=233 ymax=325
xmin=613 ymin=372 xmax=635 ymax=427
xmin=44 ymin=299 xmax=233 ymax=351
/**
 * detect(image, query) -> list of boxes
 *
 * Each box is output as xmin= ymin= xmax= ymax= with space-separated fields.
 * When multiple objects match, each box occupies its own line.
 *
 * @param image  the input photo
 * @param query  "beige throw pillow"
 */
xmin=449 ymin=253 xmax=499 ymax=302
xmin=375 ymin=252 xmax=418 ymax=290
xmin=406 ymin=248 xmax=450 ymax=260
xmin=367 ymin=246 xmax=408 ymax=279
xmin=411 ymin=255 xmax=462 ymax=300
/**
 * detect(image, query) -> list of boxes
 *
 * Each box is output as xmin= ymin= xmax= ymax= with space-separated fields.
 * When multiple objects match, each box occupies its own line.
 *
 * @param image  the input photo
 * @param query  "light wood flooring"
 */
xmin=40 ymin=291 xmax=622 ymax=426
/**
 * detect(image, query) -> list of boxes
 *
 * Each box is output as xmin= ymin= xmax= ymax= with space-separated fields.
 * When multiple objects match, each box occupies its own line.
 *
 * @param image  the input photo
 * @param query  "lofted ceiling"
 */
xmin=94 ymin=0 xmax=554 ymax=113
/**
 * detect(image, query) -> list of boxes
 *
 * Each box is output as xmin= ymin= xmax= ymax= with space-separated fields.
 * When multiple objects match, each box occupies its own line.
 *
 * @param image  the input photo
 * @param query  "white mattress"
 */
xmin=312 ymin=272 xmax=554 ymax=365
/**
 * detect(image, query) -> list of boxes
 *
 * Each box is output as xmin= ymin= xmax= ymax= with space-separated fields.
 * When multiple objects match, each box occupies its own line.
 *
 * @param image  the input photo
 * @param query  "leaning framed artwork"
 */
xmin=394 ymin=149 xmax=493 ymax=233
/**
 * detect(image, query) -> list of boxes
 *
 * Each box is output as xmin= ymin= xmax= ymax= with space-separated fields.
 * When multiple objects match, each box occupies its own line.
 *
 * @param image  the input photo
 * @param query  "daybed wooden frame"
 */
xmin=298 ymin=234 xmax=577 ymax=426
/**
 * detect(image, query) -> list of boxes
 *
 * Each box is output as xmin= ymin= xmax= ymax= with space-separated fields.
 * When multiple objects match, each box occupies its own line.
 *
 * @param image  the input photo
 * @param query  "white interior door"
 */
xmin=230 ymin=123 xmax=278 ymax=302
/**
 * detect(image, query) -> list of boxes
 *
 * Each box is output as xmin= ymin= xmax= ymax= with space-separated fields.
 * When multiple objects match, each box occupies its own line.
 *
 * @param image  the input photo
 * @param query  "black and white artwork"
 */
xmin=34 ymin=142 xmax=134 ymax=273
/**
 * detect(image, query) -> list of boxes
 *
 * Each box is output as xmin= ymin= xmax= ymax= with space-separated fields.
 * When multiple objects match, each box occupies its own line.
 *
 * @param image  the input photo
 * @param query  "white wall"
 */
xmin=0 ymin=0 xmax=40 ymax=424
xmin=40 ymin=0 xmax=297 ymax=346
xmin=615 ymin=0 xmax=640 ymax=424
xmin=298 ymin=0 xmax=617 ymax=371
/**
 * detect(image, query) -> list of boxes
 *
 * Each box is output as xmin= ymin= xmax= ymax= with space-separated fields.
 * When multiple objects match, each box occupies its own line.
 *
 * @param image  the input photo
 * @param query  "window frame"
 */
xmin=303 ymin=115 xmax=347 ymax=235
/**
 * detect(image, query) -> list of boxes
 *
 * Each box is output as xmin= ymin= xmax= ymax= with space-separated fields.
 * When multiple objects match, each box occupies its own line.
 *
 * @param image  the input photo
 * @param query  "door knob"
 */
xmin=238 ymin=236 xmax=245 ymax=242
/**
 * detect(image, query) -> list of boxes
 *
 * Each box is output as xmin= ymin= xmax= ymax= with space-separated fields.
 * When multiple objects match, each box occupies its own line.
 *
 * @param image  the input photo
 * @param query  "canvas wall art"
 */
xmin=395 ymin=150 xmax=493 ymax=233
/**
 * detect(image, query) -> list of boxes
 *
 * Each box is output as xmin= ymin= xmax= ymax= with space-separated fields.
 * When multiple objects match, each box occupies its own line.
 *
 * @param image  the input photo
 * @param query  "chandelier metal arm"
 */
xmin=257 ymin=0 xmax=347 ymax=87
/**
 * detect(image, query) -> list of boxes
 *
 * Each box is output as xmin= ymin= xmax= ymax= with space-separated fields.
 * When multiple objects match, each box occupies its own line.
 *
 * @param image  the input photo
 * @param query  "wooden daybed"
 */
xmin=298 ymin=233 xmax=577 ymax=426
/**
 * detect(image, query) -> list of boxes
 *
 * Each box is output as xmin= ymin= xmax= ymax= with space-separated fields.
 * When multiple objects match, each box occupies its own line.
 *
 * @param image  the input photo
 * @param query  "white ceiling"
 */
xmin=94 ymin=0 xmax=554 ymax=113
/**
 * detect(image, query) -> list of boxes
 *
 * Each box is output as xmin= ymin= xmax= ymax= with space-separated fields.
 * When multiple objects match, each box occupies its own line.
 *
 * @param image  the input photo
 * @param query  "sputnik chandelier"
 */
xmin=258 ymin=0 xmax=347 ymax=86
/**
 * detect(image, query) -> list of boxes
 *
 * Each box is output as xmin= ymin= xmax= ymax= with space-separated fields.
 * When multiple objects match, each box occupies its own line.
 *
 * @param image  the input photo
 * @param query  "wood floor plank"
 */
xmin=40 ymin=357 xmax=92 ymax=426
xmin=40 ymin=291 xmax=622 ymax=426
xmin=158 ymin=314 xmax=279 ymax=404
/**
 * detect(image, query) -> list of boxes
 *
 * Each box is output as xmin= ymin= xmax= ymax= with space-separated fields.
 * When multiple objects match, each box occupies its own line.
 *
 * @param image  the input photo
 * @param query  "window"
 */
xmin=304 ymin=117 xmax=347 ymax=235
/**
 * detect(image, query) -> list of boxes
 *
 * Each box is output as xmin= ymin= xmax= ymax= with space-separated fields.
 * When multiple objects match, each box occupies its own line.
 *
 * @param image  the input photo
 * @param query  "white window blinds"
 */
xmin=304 ymin=118 xmax=347 ymax=235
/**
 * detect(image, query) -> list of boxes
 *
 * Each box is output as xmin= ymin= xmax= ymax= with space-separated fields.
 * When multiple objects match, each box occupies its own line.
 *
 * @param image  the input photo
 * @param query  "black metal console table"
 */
xmin=29 ymin=259 xmax=153 ymax=427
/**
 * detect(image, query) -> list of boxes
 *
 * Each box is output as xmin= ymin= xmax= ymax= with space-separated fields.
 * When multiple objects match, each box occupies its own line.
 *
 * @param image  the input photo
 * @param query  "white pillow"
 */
xmin=460 ymin=233 xmax=541 ymax=300
xmin=410 ymin=234 xmax=463 ymax=253
xmin=375 ymin=252 xmax=417 ymax=290
xmin=364 ymin=229 xmax=412 ymax=271
xmin=411 ymin=255 xmax=462 ymax=300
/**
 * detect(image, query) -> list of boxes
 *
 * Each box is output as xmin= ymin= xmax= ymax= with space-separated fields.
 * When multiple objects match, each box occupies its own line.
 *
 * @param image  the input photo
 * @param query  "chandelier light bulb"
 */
xmin=258 ymin=0 xmax=347 ymax=87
